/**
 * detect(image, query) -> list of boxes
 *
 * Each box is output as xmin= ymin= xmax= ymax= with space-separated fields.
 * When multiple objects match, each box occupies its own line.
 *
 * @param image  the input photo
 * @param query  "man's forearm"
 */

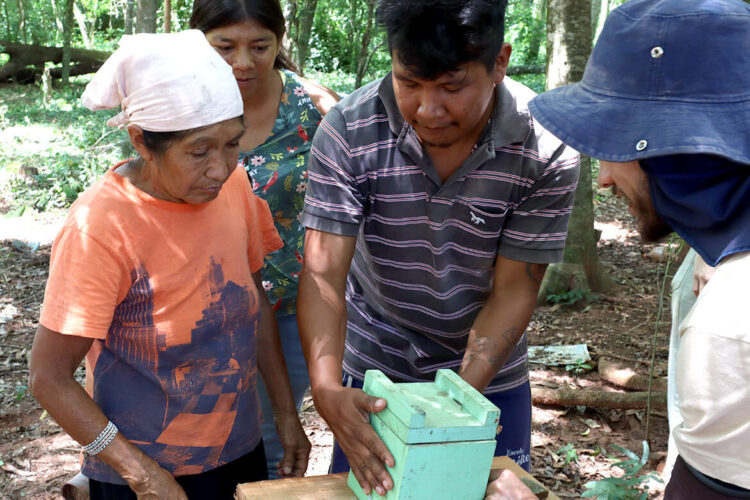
xmin=296 ymin=230 xmax=356 ymax=395
xmin=458 ymin=301 xmax=532 ymax=391
xmin=459 ymin=261 xmax=546 ymax=391
xmin=297 ymin=269 xmax=348 ymax=393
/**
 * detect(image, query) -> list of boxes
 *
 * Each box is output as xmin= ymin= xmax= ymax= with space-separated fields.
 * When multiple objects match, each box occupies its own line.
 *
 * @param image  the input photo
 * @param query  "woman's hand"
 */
xmin=484 ymin=469 xmax=537 ymax=500
xmin=127 ymin=457 xmax=188 ymax=499
xmin=274 ymin=411 xmax=311 ymax=477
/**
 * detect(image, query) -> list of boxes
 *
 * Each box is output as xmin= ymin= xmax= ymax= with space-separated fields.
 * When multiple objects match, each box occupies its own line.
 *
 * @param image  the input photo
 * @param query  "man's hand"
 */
xmin=314 ymin=385 xmax=394 ymax=496
xmin=484 ymin=469 xmax=537 ymax=500
xmin=275 ymin=411 xmax=311 ymax=477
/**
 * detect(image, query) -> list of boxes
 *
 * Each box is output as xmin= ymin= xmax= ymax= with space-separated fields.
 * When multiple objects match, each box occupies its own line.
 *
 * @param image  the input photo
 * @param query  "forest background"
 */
xmin=2 ymin=0 xmax=747 ymax=498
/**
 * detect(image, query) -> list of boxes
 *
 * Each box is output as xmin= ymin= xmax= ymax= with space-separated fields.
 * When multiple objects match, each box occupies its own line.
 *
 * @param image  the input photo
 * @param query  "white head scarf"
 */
xmin=82 ymin=30 xmax=243 ymax=132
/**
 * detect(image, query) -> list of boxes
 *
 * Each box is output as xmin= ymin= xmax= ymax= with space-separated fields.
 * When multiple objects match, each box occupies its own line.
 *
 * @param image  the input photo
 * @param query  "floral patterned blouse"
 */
xmin=239 ymin=69 xmax=323 ymax=317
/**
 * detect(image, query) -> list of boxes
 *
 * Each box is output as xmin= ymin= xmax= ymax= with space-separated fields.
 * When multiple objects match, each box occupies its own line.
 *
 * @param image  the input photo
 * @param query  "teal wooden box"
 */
xmin=347 ymin=369 xmax=500 ymax=500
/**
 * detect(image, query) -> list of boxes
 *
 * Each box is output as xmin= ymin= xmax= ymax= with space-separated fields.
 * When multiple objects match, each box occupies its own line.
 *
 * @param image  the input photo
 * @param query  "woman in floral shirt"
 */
xmin=191 ymin=0 xmax=338 ymax=479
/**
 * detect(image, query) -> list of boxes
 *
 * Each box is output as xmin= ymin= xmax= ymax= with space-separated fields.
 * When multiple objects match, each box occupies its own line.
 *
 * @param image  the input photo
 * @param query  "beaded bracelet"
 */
xmin=84 ymin=421 xmax=118 ymax=456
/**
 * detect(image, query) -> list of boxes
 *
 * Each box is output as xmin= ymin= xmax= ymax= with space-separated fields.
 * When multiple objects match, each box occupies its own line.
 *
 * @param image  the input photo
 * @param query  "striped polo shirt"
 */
xmin=301 ymin=74 xmax=579 ymax=393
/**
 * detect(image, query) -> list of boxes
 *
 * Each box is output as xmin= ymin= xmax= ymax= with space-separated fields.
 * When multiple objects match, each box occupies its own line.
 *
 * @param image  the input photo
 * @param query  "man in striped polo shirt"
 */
xmin=297 ymin=0 xmax=579 ymax=495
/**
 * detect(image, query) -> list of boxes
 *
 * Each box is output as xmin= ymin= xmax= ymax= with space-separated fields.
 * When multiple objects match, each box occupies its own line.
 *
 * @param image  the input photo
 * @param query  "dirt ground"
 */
xmin=0 ymin=192 xmax=679 ymax=499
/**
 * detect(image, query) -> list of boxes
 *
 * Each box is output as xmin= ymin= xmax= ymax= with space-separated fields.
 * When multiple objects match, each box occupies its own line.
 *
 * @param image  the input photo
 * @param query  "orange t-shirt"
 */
xmin=40 ymin=161 xmax=282 ymax=483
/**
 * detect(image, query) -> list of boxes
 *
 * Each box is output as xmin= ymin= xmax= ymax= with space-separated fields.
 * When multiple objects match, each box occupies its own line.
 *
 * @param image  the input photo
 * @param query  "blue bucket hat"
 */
xmin=528 ymin=0 xmax=750 ymax=164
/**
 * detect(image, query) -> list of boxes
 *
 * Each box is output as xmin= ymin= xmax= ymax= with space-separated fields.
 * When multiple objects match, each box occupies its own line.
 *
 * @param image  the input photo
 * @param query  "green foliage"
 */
xmin=15 ymin=383 xmax=28 ymax=402
xmin=0 ymin=79 xmax=126 ymax=212
xmin=305 ymin=0 xmax=390 ymax=83
xmin=506 ymin=0 xmax=547 ymax=67
xmin=565 ymin=358 xmax=593 ymax=374
xmin=0 ymin=0 xmax=116 ymax=48
xmin=1 ymin=0 xmax=563 ymax=212
xmin=557 ymin=443 xmax=579 ymax=465
xmin=547 ymin=287 xmax=596 ymax=305
xmin=305 ymin=69 xmax=358 ymax=96
xmin=582 ymin=442 xmax=661 ymax=499
xmin=514 ymin=73 xmax=546 ymax=94
xmin=168 ymin=0 xmax=198 ymax=32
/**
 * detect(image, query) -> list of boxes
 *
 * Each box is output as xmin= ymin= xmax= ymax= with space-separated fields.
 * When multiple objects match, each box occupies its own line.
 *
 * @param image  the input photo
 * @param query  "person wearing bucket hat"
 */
xmin=27 ymin=30 xmax=309 ymax=499
xmin=529 ymin=0 xmax=750 ymax=497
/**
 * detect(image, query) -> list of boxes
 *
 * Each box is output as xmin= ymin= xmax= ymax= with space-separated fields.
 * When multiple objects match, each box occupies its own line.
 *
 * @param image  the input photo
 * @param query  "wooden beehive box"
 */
xmin=347 ymin=369 xmax=500 ymax=500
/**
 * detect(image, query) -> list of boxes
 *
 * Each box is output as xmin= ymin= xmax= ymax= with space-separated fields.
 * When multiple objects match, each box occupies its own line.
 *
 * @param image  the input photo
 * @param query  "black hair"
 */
xmin=190 ymin=0 xmax=298 ymax=73
xmin=142 ymin=129 xmax=193 ymax=156
xmin=141 ymin=116 xmax=245 ymax=156
xmin=375 ymin=0 xmax=508 ymax=79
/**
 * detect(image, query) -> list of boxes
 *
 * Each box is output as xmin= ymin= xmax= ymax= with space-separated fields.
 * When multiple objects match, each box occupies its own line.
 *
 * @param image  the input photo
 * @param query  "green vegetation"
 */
xmin=14 ymin=383 xmax=28 ymax=402
xmin=582 ymin=441 xmax=661 ymax=499
xmin=547 ymin=287 xmax=596 ymax=306
xmin=0 ymin=79 xmax=125 ymax=213
xmin=557 ymin=442 xmax=579 ymax=465
xmin=0 ymin=0 xmax=552 ymax=211
xmin=565 ymin=358 xmax=593 ymax=374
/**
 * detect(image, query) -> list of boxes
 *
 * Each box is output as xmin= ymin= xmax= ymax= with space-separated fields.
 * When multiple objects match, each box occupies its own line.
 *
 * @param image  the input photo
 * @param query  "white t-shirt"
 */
xmin=673 ymin=251 xmax=750 ymax=488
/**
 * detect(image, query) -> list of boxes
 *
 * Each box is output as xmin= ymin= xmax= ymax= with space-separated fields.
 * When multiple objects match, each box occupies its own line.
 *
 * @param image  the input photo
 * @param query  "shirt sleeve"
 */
xmin=300 ymin=106 xmax=365 ymax=237
xmin=39 ymin=226 xmax=131 ymax=339
xmin=499 ymin=141 xmax=580 ymax=264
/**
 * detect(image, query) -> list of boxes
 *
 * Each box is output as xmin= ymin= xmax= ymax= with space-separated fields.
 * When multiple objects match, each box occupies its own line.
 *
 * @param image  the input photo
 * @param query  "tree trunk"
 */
xmin=61 ymin=0 xmax=75 ymax=85
xmin=136 ymin=0 xmax=158 ymax=34
xmin=539 ymin=0 xmax=616 ymax=302
xmin=124 ymin=0 xmax=135 ymax=35
xmin=593 ymin=0 xmax=610 ymax=41
xmin=284 ymin=0 xmax=298 ymax=64
xmin=51 ymin=0 xmax=64 ymax=33
xmin=73 ymin=1 xmax=92 ymax=49
xmin=295 ymin=0 xmax=318 ymax=72
xmin=17 ymin=0 xmax=27 ymax=43
xmin=598 ymin=357 xmax=668 ymax=393
xmin=354 ymin=0 xmax=376 ymax=88
xmin=532 ymin=388 xmax=667 ymax=411
xmin=163 ymin=0 xmax=171 ymax=33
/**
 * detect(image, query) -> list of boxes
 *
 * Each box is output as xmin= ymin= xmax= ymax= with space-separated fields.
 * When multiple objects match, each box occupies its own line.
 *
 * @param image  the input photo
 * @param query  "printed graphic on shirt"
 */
xmin=84 ymin=259 xmax=261 ymax=479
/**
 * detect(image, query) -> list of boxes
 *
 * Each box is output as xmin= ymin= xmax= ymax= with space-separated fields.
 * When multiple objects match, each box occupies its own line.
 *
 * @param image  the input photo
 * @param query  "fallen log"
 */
xmin=0 ymin=40 xmax=109 ymax=83
xmin=532 ymin=387 xmax=667 ymax=411
xmin=598 ymin=356 xmax=667 ymax=392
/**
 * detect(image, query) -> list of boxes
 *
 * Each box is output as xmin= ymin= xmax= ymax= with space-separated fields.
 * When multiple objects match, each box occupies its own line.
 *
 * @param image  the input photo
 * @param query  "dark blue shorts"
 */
xmin=330 ymin=372 xmax=532 ymax=474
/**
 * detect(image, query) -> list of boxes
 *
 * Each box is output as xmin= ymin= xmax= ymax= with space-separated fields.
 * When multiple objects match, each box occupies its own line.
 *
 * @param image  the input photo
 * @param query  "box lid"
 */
xmin=363 ymin=369 xmax=500 ymax=444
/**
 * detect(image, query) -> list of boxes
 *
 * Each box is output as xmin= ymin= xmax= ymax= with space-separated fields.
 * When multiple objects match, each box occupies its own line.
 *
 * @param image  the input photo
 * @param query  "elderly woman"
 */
xmin=27 ymin=30 xmax=308 ymax=499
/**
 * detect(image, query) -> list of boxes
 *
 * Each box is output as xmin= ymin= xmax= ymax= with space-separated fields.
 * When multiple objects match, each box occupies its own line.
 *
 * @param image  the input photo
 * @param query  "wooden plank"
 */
xmin=237 ymin=456 xmax=559 ymax=500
